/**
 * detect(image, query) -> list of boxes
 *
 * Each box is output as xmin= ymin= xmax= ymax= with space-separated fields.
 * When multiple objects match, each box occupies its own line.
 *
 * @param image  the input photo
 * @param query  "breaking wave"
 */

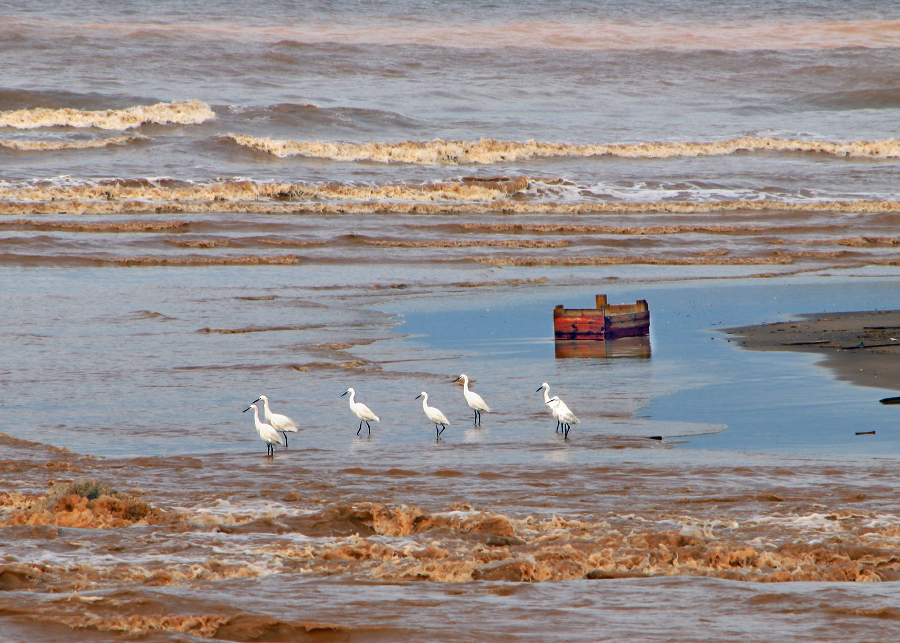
xmin=0 ymin=219 xmax=190 ymax=232
xmin=228 ymin=134 xmax=900 ymax=164
xmin=0 ymin=99 xmax=214 ymax=131
xmin=2 ymin=178 xmax=900 ymax=220
xmin=0 ymin=135 xmax=140 ymax=151
xmin=7 ymin=497 xmax=897 ymax=585
xmin=0 ymin=177 xmax=530 ymax=210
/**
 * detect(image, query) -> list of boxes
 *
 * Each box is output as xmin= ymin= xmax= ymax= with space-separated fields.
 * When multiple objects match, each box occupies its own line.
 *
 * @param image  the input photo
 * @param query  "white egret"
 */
xmin=453 ymin=374 xmax=491 ymax=425
xmin=546 ymin=396 xmax=579 ymax=439
xmin=341 ymin=387 xmax=380 ymax=435
xmin=243 ymin=403 xmax=283 ymax=457
xmin=536 ymin=382 xmax=564 ymax=432
xmin=415 ymin=391 xmax=449 ymax=440
xmin=253 ymin=395 xmax=298 ymax=447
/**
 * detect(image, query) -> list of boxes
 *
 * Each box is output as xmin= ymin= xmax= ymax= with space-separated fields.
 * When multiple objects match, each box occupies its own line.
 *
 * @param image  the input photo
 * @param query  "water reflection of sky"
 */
xmin=3 ymin=264 xmax=899 ymax=463
xmin=385 ymin=271 xmax=900 ymax=458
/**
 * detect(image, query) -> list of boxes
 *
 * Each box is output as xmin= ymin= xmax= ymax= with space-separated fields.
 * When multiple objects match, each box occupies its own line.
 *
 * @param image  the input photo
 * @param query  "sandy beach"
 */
xmin=725 ymin=310 xmax=900 ymax=393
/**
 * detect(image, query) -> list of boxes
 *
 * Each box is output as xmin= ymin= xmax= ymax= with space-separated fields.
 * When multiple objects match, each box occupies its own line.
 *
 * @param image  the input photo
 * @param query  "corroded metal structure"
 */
xmin=553 ymin=295 xmax=650 ymax=341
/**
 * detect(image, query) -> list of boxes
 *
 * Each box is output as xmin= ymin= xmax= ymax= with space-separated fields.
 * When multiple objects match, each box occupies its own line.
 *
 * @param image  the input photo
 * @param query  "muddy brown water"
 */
xmin=2 ymin=432 xmax=900 ymax=642
xmin=3 ymin=261 xmax=900 ymax=641
xmin=6 ymin=1 xmax=900 ymax=637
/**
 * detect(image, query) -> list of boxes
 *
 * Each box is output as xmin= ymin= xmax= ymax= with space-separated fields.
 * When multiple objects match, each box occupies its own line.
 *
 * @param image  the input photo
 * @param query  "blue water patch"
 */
xmin=385 ymin=273 xmax=900 ymax=457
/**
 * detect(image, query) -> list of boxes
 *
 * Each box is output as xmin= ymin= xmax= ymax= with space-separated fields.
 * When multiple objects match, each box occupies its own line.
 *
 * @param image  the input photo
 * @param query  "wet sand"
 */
xmin=724 ymin=310 xmax=900 ymax=393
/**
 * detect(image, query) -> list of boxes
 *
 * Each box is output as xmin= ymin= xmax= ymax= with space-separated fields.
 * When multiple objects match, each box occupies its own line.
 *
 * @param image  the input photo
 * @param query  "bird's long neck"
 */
xmin=542 ymin=386 xmax=550 ymax=403
xmin=261 ymin=398 xmax=271 ymax=419
xmin=348 ymin=390 xmax=356 ymax=404
xmin=421 ymin=394 xmax=429 ymax=410
xmin=462 ymin=377 xmax=470 ymax=394
xmin=252 ymin=406 xmax=262 ymax=426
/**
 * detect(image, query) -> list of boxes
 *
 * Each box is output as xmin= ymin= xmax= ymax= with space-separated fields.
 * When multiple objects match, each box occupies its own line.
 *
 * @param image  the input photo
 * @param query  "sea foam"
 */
xmin=0 ymin=136 xmax=140 ymax=151
xmin=228 ymin=135 xmax=900 ymax=164
xmin=0 ymin=100 xmax=215 ymax=131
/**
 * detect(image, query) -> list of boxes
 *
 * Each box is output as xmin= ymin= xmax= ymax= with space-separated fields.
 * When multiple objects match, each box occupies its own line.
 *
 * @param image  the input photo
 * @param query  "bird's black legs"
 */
xmin=366 ymin=421 xmax=371 ymax=436
xmin=435 ymin=424 xmax=446 ymax=439
xmin=266 ymin=443 xmax=273 ymax=457
xmin=283 ymin=432 xmax=288 ymax=448
xmin=439 ymin=424 xmax=446 ymax=436
xmin=555 ymin=419 xmax=561 ymax=433
xmin=563 ymin=424 xmax=571 ymax=439
xmin=357 ymin=421 xmax=363 ymax=436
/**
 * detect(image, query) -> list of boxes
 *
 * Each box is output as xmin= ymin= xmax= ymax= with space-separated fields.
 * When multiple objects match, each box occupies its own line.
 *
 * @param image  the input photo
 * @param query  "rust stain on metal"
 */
xmin=553 ymin=294 xmax=650 ymax=341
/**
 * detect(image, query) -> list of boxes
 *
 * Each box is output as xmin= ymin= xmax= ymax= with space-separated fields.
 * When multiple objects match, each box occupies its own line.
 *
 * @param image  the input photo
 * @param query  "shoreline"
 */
xmin=723 ymin=309 xmax=900 ymax=394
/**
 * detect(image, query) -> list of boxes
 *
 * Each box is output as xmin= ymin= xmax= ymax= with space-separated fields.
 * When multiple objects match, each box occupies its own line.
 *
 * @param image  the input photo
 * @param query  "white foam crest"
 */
xmin=177 ymin=498 xmax=315 ymax=526
xmin=0 ymin=99 xmax=215 ymax=131
xmin=0 ymin=135 xmax=141 ymax=151
xmin=228 ymin=135 xmax=900 ymax=165
xmin=747 ymin=512 xmax=897 ymax=532
xmin=528 ymin=180 xmax=769 ymax=204
xmin=527 ymin=179 xmax=888 ymax=205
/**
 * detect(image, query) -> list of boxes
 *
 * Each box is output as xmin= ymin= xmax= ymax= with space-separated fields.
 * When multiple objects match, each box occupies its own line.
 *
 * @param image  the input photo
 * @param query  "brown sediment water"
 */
xmin=6 ymin=3 xmax=900 ymax=638
xmin=2 ymin=433 xmax=900 ymax=640
xmin=2 ymin=207 xmax=900 ymax=271
xmin=4 ymin=270 xmax=900 ymax=643
xmin=363 ymin=238 xmax=570 ymax=248
xmin=5 ymin=187 xmax=900 ymax=214
xmin=0 ymin=219 xmax=192 ymax=233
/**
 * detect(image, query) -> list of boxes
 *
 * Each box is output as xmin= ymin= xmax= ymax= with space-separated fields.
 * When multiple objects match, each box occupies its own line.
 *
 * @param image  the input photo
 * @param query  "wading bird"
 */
xmin=416 ymin=391 xmax=449 ymax=440
xmin=536 ymin=382 xmax=562 ymax=431
xmin=453 ymin=374 xmax=491 ymax=425
xmin=243 ymin=403 xmax=283 ymax=457
xmin=341 ymin=387 xmax=380 ymax=435
xmin=253 ymin=395 xmax=298 ymax=447
xmin=546 ymin=396 xmax=579 ymax=439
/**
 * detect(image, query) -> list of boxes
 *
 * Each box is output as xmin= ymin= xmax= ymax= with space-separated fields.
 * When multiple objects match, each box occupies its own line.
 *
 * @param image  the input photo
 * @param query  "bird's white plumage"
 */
xmin=537 ymin=382 xmax=561 ymax=418
xmin=343 ymin=387 xmax=380 ymax=422
xmin=456 ymin=374 xmax=491 ymax=412
xmin=417 ymin=391 xmax=449 ymax=426
xmin=255 ymin=395 xmax=297 ymax=433
xmin=246 ymin=404 xmax=284 ymax=449
xmin=547 ymin=396 xmax=579 ymax=425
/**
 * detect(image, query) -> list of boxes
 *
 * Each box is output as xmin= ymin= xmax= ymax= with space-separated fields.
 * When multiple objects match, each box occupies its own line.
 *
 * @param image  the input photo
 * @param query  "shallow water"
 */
xmin=5 ymin=266 xmax=900 ymax=640
xmin=4 ymin=1 xmax=900 ymax=641
xmin=387 ymin=274 xmax=900 ymax=457
xmin=2 ymin=263 xmax=897 ymax=461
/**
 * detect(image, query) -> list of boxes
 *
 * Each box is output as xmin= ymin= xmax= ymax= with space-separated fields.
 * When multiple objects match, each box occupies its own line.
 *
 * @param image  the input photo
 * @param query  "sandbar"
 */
xmin=724 ymin=309 xmax=900 ymax=394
